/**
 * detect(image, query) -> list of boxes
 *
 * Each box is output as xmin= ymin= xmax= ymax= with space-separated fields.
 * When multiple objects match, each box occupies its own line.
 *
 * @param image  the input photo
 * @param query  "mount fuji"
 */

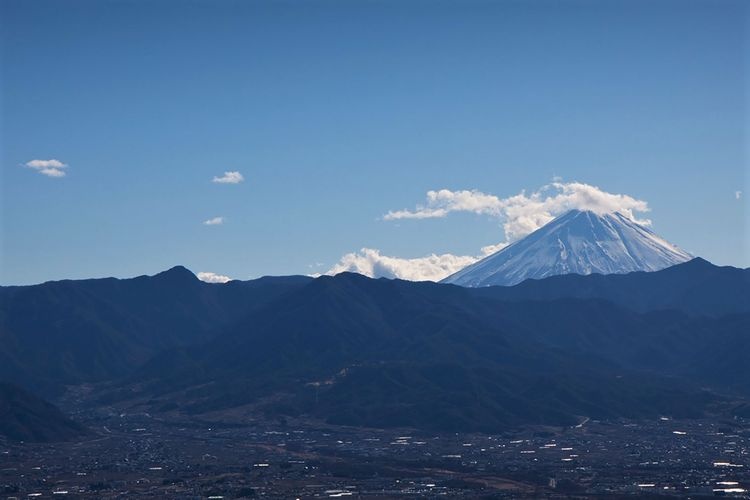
xmin=442 ymin=209 xmax=692 ymax=287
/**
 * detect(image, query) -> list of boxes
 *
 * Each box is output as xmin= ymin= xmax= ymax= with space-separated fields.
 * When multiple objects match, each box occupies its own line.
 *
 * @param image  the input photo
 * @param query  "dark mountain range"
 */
xmin=470 ymin=257 xmax=750 ymax=317
xmin=2 ymin=259 xmax=747 ymax=433
xmin=130 ymin=264 xmax=749 ymax=432
xmin=0 ymin=382 xmax=86 ymax=442
xmin=0 ymin=268 xmax=312 ymax=395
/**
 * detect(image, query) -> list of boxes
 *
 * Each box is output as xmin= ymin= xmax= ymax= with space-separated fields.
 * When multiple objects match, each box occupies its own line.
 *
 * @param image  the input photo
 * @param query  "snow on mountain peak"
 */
xmin=441 ymin=209 xmax=692 ymax=287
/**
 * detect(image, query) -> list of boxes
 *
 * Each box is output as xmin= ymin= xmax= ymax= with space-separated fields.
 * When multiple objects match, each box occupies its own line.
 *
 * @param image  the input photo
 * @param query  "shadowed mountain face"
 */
xmin=0 ymin=268 xmax=312 ymax=395
xmin=0 ymin=382 xmax=86 ymax=442
xmin=443 ymin=210 xmax=692 ymax=287
xmin=2 ymin=260 xmax=748 ymax=433
xmin=470 ymin=257 xmax=750 ymax=318
xmin=131 ymin=261 xmax=749 ymax=432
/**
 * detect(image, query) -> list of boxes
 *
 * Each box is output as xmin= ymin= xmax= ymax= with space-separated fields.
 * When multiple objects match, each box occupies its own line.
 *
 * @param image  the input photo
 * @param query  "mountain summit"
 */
xmin=442 ymin=209 xmax=692 ymax=287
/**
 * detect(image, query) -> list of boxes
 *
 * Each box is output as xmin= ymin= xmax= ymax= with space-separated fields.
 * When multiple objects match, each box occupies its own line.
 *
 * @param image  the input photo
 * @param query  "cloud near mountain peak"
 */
xmin=328 ymin=181 xmax=651 ymax=281
xmin=384 ymin=181 xmax=650 ymax=241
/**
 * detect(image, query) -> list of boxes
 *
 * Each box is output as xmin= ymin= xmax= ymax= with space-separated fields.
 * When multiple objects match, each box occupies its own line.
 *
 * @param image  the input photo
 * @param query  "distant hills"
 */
xmin=470 ymin=257 xmax=750 ymax=317
xmin=130 ymin=259 xmax=747 ymax=431
xmin=1 ymin=259 xmax=748 ymax=433
xmin=0 ymin=382 xmax=86 ymax=442
xmin=443 ymin=209 xmax=692 ymax=287
xmin=0 ymin=268 xmax=311 ymax=395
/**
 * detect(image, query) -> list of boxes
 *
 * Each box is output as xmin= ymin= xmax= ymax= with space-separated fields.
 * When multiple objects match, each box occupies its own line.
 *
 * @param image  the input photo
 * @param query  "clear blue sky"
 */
xmin=1 ymin=0 xmax=747 ymax=285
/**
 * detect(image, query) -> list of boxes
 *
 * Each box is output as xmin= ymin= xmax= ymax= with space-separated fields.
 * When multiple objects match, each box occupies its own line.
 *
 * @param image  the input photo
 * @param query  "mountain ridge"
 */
xmin=0 ymin=271 xmax=313 ymax=395
xmin=2 ymin=260 xmax=747 ymax=433
xmin=470 ymin=257 xmax=750 ymax=317
xmin=126 ymin=266 xmax=746 ymax=431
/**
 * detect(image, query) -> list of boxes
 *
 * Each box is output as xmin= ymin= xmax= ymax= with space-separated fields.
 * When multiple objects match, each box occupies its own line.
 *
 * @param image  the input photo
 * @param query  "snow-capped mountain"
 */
xmin=442 ymin=209 xmax=692 ymax=287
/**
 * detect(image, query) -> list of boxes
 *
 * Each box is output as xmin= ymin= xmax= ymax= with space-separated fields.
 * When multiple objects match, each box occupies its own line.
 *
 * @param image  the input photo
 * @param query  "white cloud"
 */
xmin=38 ymin=168 xmax=66 ymax=178
xmin=736 ymin=191 xmax=743 ymax=200
xmin=326 ymin=181 xmax=655 ymax=282
xmin=385 ymin=181 xmax=650 ymax=242
xmin=326 ymin=248 xmax=479 ymax=282
xmin=25 ymin=159 xmax=68 ymax=177
xmin=203 ymin=216 xmax=224 ymax=226
xmin=384 ymin=189 xmax=503 ymax=220
xmin=197 ymin=271 xmax=232 ymax=283
xmin=26 ymin=159 xmax=66 ymax=168
xmin=212 ymin=171 xmax=244 ymax=184
xmin=480 ymin=241 xmax=509 ymax=256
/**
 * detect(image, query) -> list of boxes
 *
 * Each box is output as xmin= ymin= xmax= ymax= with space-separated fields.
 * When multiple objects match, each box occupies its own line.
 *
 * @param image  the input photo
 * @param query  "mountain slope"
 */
xmin=4 ymin=261 xmax=747 ymax=433
xmin=0 ymin=382 xmax=86 ymax=442
xmin=130 ymin=272 xmax=739 ymax=432
xmin=470 ymin=257 xmax=750 ymax=317
xmin=0 ymin=268 xmax=312 ymax=395
xmin=442 ymin=209 xmax=692 ymax=287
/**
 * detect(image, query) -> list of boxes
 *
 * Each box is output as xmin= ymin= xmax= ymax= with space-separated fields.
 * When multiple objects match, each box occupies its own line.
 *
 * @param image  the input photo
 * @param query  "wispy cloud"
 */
xmin=212 ymin=171 xmax=244 ymax=184
xmin=736 ymin=191 xmax=743 ymax=200
xmin=25 ymin=159 xmax=68 ymax=178
xmin=197 ymin=271 xmax=232 ymax=283
xmin=385 ymin=181 xmax=650 ymax=242
xmin=384 ymin=189 xmax=503 ymax=220
xmin=203 ymin=216 xmax=224 ymax=226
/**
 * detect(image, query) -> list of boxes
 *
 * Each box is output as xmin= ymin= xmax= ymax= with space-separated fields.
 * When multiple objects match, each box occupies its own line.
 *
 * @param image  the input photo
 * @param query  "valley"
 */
xmin=2 ymin=397 xmax=748 ymax=498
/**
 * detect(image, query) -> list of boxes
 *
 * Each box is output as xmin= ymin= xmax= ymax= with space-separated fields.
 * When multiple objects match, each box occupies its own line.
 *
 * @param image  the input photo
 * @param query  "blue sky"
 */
xmin=1 ymin=0 xmax=747 ymax=285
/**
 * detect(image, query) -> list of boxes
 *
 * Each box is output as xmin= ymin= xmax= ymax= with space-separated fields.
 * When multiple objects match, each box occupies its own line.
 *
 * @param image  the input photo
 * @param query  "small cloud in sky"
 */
xmin=203 ymin=216 xmax=224 ymax=226
xmin=736 ymin=191 xmax=742 ymax=200
xmin=197 ymin=271 xmax=232 ymax=283
xmin=212 ymin=171 xmax=244 ymax=184
xmin=306 ymin=262 xmax=325 ymax=277
xmin=25 ymin=159 xmax=68 ymax=177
